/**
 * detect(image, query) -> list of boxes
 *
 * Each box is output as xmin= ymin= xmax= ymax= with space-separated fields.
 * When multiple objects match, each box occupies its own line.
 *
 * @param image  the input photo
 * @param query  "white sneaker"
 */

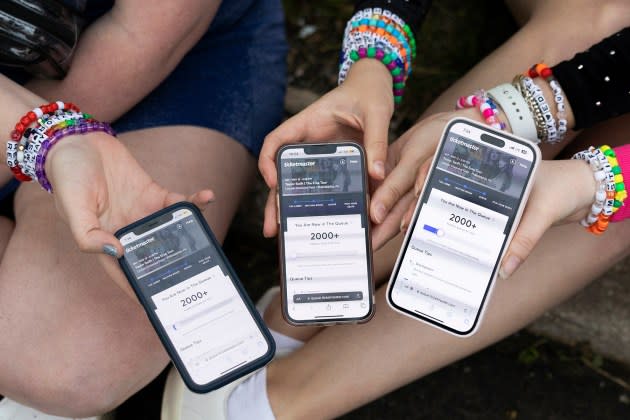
xmin=0 ymin=398 xmax=102 ymax=420
xmin=161 ymin=367 xmax=252 ymax=420
xmin=161 ymin=287 xmax=294 ymax=420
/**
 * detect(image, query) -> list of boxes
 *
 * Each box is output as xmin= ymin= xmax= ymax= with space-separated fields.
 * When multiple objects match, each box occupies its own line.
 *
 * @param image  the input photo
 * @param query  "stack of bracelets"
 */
xmin=339 ymin=7 xmax=417 ymax=104
xmin=572 ymin=145 xmax=627 ymax=235
xmin=6 ymin=101 xmax=115 ymax=192
xmin=455 ymin=62 xmax=571 ymax=145
xmin=455 ymin=63 xmax=628 ymax=234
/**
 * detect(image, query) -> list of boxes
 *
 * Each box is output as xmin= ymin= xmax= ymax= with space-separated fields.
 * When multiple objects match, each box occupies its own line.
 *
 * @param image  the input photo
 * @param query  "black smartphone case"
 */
xmin=115 ymin=202 xmax=275 ymax=393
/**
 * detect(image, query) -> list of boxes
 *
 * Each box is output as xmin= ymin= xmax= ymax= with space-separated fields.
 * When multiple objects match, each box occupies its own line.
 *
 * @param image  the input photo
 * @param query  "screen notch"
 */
xmin=132 ymin=211 xmax=174 ymax=235
xmin=480 ymin=133 xmax=505 ymax=148
xmin=303 ymin=144 xmax=337 ymax=155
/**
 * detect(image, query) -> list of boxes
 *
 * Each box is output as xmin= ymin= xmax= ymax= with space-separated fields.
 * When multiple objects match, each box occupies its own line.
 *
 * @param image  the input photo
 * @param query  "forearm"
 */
xmin=26 ymin=0 xmax=222 ymax=121
xmin=419 ymin=1 xmax=630 ymax=158
xmin=0 ymin=76 xmax=49 ymax=184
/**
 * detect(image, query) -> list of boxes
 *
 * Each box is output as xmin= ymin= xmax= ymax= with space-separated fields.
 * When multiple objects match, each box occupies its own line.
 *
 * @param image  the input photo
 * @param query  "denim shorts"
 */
xmin=111 ymin=0 xmax=288 ymax=157
xmin=0 ymin=0 xmax=287 ymax=200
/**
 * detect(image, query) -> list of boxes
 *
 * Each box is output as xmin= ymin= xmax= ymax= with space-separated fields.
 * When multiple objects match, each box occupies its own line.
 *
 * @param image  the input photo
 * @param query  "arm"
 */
xmin=26 ymin=0 xmax=222 ymax=121
xmin=0 ymin=74 xmax=213 ymax=295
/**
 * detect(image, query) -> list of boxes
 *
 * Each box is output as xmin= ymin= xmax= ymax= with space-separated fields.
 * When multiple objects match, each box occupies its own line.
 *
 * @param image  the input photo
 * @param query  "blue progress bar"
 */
xmin=423 ymin=224 xmax=439 ymax=234
xmin=423 ymin=224 xmax=444 ymax=237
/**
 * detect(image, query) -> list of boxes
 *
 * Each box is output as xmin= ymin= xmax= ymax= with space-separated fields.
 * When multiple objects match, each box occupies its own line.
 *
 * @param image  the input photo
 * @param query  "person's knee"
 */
xmin=15 ymin=360 xmax=133 ymax=417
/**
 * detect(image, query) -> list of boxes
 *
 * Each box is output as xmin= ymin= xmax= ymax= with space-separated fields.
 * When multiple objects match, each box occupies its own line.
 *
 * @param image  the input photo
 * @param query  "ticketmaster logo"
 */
xmin=125 ymin=236 xmax=155 ymax=253
xmin=449 ymin=136 xmax=479 ymax=151
xmin=284 ymin=161 xmax=315 ymax=167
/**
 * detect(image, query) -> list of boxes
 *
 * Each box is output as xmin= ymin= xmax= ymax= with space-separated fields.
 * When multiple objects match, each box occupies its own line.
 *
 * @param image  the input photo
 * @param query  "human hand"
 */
xmin=399 ymin=158 xmax=596 ymax=280
xmin=370 ymin=109 xmax=482 ymax=250
xmin=259 ymin=59 xmax=393 ymax=237
xmin=46 ymin=133 xmax=214 ymax=293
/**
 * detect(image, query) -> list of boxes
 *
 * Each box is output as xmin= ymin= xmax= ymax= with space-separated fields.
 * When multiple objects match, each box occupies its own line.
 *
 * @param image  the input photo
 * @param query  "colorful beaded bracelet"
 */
xmin=571 ymin=145 xmax=627 ymax=235
xmin=35 ymin=121 xmax=115 ymax=193
xmin=610 ymin=144 xmax=630 ymax=222
xmin=7 ymin=101 xmax=80 ymax=181
xmin=340 ymin=46 xmax=406 ymax=104
xmin=526 ymin=63 xmax=568 ymax=143
xmin=340 ymin=8 xmax=415 ymax=104
xmin=346 ymin=7 xmax=416 ymax=58
xmin=599 ymin=145 xmax=627 ymax=213
xmin=348 ymin=16 xmax=415 ymax=68
xmin=455 ymin=91 xmax=506 ymax=131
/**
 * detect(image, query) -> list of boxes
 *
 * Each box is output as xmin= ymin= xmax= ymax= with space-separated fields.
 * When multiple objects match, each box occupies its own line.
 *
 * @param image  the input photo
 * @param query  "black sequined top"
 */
xmin=552 ymin=28 xmax=630 ymax=130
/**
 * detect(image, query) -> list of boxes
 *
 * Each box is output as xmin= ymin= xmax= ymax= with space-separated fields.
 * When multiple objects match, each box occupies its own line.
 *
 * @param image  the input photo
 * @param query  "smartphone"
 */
xmin=387 ymin=118 xmax=540 ymax=336
xmin=276 ymin=142 xmax=374 ymax=325
xmin=115 ymin=203 xmax=275 ymax=393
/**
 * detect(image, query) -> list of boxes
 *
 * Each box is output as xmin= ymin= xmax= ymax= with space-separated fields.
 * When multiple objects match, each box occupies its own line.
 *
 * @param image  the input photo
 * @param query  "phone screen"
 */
xmin=388 ymin=120 xmax=537 ymax=335
xmin=278 ymin=143 xmax=372 ymax=323
xmin=118 ymin=207 xmax=271 ymax=388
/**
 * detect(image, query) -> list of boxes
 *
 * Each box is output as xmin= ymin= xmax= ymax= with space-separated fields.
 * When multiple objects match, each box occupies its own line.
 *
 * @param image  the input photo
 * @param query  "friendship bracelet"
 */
xmin=571 ymin=145 xmax=624 ymax=235
xmin=610 ymin=144 xmax=630 ymax=222
xmin=340 ymin=7 xmax=416 ymax=103
xmin=345 ymin=7 xmax=416 ymax=59
xmin=35 ymin=121 xmax=115 ymax=193
xmin=487 ymin=84 xmax=538 ymax=141
xmin=339 ymin=46 xmax=406 ymax=103
xmin=21 ymin=116 xmax=96 ymax=179
xmin=456 ymin=90 xmax=506 ymax=131
xmin=526 ymin=63 xmax=568 ymax=143
xmin=513 ymin=75 xmax=547 ymax=142
xmin=518 ymin=77 xmax=558 ymax=144
xmin=7 ymin=101 xmax=81 ymax=181
xmin=599 ymin=145 xmax=627 ymax=214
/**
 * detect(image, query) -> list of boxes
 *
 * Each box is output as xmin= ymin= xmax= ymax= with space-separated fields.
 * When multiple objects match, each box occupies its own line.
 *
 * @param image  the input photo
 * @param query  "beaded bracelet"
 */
xmin=10 ymin=111 xmax=88 ymax=179
xmin=6 ymin=101 xmax=115 ymax=192
xmin=610 ymin=145 xmax=630 ymax=222
xmin=344 ymin=7 xmax=416 ymax=61
xmin=7 ymin=101 xmax=81 ymax=181
xmin=339 ymin=46 xmax=406 ymax=103
xmin=340 ymin=8 xmax=416 ymax=104
xmin=455 ymin=90 xmax=506 ymax=131
xmin=35 ymin=121 xmax=115 ymax=193
xmin=599 ymin=145 xmax=628 ymax=213
xmin=520 ymin=77 xmax=558 ymax=143
xmin=512 ymin=75 xmax=548 ymax=142
xmin=526 ymin=63 xmax=568 ymax=143
xmin=571 ymin=145 xmax=627 ymax=235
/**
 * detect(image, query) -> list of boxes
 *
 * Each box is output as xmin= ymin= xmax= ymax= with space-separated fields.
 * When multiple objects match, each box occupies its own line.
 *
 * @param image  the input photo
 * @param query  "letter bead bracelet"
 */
xmin=572 ymin=145 xmax=627 ymax=234
xmin=6 ymin=101 xmax=115 ymax=192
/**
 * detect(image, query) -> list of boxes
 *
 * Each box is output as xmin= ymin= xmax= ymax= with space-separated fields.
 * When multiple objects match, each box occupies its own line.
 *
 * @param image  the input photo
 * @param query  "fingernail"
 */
xmin=373 ymin=203 xmax=387 ymax=223
xmin=499 ymin=255 xmax=522 ymax=279
xmin=414 ymin=183 xmax=421 ymax=197
xmin=103 ymin=244 xmax=119 ymax=258
xmin=400 ymin=219 xmax=408 ymax=233
xmin=373 ymin=161 xmax=385 ymax=180
xmin=207 ymin=197 xmax=215 ymax=204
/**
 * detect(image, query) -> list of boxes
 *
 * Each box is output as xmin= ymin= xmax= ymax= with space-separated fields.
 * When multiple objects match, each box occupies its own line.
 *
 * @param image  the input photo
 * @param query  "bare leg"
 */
xmin=261 ymin=1 xmax=630 ymax=418
xmin=0 ymin=126 xmax=254 ymax=416
xmin=264 ymin=0 xmax=630 ymax=341
xmin=267 ymin=221 xmax=630 ymax=419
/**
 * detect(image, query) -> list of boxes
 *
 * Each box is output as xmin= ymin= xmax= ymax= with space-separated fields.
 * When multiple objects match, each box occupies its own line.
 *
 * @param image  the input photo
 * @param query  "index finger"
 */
xmin=259 ymin=113 xmax=309 ymax=189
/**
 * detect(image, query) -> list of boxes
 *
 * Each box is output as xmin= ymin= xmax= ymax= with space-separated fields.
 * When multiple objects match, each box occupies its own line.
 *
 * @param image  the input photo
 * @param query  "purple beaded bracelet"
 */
xmin=35 ymin=121 xmax=116 ymax=193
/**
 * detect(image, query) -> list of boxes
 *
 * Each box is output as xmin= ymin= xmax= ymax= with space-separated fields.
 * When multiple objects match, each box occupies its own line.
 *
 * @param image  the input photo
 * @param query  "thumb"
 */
xmin=363 ymin=105 xmax=392 ymax=181
xmin=66 ymin=205 xmax=123 ymax=257
xmin=499 ymin=209 xmax=552 ymax=280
